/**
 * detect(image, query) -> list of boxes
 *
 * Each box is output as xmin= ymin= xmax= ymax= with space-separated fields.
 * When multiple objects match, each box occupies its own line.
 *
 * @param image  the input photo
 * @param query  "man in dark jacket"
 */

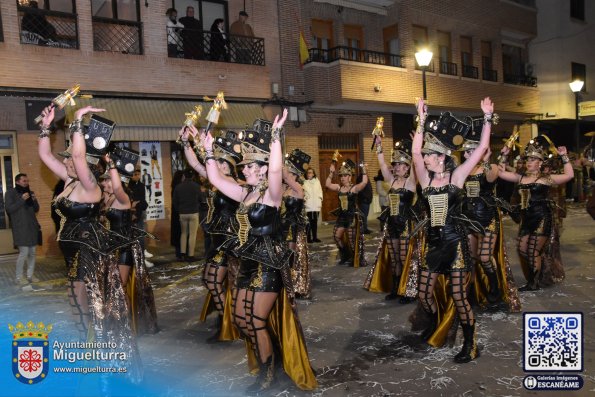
xmin=5 ymin=173 xmax=40 ymax=289
xmin=173 ymin=169 xmax=201 ymax=261
xmin=128 ymin=169 xmax=153 ymax=267
xmin=356 ymin=172 xmax=373 ymax=234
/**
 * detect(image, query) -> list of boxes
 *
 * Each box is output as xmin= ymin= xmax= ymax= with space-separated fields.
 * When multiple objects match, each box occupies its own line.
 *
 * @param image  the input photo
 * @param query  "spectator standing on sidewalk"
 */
xmin=5 ymin=173 xmax=40 ymax=289
xmin=128 ymin=169 xmax=153 ymax=267
xmin=303 ymin=167 xmax=323 ymax=243
xmin=357 ymin=171 xmax=373 ymax=234
xmin=173 ymin=169 xmax=201 ymax=261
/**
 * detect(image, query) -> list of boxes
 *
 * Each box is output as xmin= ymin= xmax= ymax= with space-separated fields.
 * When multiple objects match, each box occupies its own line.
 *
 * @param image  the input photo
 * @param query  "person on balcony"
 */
xmin=179 ymin=6 xmax=203 ymax=60
xmin=21 ymin=1 xmax=57 ymax=42
xmin=209 ymin=18 xmax=229 ymax=62
xmin=166 ymin=8 xmax=184 ymax=58
xmin=230 ymin=11 xmax=255 ymax=64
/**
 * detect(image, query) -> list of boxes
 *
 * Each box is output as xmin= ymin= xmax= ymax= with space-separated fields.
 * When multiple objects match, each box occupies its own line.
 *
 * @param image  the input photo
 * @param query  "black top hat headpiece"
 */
xmin=422 ymin=112 xmax=471 ymax=155
xmin=237 ymin=119 xmax=273 ymax=165
xmin=109 ymin=145 xmax=139 ymax=181
xmin=338 ymin=158 xmax=357 ymax=175
xmin=285 ymin=148 xmax=311 ymax=176
xmin=391 ymin=139 xmax=412 ymax=165
xmin=214 ymin=130 xmax=242 ymax=167
xmin=524 ymin=135 xmax=554 ymax=160
xmin=462 ymin=117 xmax=483 ymax=150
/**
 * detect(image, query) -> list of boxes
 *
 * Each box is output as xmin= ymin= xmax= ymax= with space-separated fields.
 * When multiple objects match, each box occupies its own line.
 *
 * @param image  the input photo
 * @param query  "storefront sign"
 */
xmin=139 ymin=142 xmax=165 ymax=220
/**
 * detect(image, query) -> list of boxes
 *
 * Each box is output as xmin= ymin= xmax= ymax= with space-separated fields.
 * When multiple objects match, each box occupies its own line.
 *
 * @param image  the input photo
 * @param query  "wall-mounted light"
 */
xmin=374 ymin=84 xmax=381 ymax=93
xmin=337 ymin=117 xmax=345 ymax=128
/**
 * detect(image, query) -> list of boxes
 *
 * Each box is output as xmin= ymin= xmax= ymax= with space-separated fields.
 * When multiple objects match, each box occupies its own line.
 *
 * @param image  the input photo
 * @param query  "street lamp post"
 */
xmin=569 ymin=79 xmax=584 ymax=155
xmin=415 ymin=49 xmax=433 ymax=100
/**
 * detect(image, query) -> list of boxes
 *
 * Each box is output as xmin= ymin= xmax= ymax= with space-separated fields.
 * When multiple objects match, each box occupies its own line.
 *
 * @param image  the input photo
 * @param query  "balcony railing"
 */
xmin=462 ymin=65 xmax=478 ymax=79
xmin=166 ymin=28 xmax=265 ymax=65
xmin=306 ymin=46 xmax=404 ymax=68
xmin=17 ymin=6 xmax=78 ymax=49
xmin=414 ymin=61 xmax=435 ymax=73
xmin=504 ymin=73 xmax=537 ymax=87
xmin=482 ymin=68 xmax=498 ymax=82
xmin=93 ymin=17 xmax=143 ymax=54
xmin=439 ymin=60 xmax=458 ymax=76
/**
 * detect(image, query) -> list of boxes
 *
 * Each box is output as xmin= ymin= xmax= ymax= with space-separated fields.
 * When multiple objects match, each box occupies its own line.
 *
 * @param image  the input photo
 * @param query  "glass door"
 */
xmin=0 ymin=132 xmax=19 ymax=255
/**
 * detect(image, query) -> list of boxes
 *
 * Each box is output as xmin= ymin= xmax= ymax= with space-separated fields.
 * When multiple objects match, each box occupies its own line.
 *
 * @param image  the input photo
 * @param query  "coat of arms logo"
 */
xmin=9 ymin=321 xmax=53 ymax=385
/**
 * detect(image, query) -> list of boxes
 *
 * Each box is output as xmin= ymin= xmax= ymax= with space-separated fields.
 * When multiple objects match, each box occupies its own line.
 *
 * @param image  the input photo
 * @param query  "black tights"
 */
xmin=307 ymin=211 xmax=319 ymax=241
xmin=418 ymin=270 xmax=475 ymax=325
xmin=203 ymin=258 xmax=228 ymax=315
xmin=387 ymin=237 xmax=409 ymax=277
xmin=518 ymin=234 xmax=547 ymax=282
xmin=232 ymin=287 xmax=278 ymax=363
xmin=67 ymin=280 xmax=91 ymax=340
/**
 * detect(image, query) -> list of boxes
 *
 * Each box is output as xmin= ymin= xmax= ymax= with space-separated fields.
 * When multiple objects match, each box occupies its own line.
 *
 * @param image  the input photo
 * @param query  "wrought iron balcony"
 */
xmin=306 ymin=46 xmax=404 ymax=68
xmin=439 ymin=60 xmax=458 ymax=76
xmin=462 ymin=65 xmax=478 ymax=79
xmin=504 ymin=73 xmax=537 ymax=87
xmin=166 ymin=28 xmax=265 ymax=66
xmin=93 ymin=17 xmax=143 ymax=54
xmin=17 ymin=6 xmax=78 ymax=49
xmin=482 ymin=68 xmax=498 ymax=82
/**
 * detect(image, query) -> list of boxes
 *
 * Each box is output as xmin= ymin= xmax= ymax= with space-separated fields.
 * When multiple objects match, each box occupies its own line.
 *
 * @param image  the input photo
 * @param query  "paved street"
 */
xmin=0 ymin=204 xmax=593 ymax=396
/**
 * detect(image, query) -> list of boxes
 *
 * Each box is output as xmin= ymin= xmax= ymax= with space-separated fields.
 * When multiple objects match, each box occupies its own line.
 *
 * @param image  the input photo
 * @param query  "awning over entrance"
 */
xmin=66 ymin=98 xmax=265 ymax=141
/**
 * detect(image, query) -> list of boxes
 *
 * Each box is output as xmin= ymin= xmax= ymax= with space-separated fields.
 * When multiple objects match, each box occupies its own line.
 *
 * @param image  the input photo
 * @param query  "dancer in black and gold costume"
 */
xmin=365 ymin=137 xmax=416 ymax=303
xmin=498 ymin=135 xmax=574 ymax=291
xmin=412 ymin=97 xmax=493 ymax=363
xmin=38 ymin=105 xmax=140 ymax=379
xmin=326 ymin=158 xmax=369 ymax=267
xmin=100 ymin=155 xmax=158 ymax=335
xmin=202 ymin=111 xmax=317 ymax=392
xmin=180 ymin=127 xmax=241 ymax=342
xmin=282 ymin=149 xmax=312 ymax=298
xmin=462 ymin=124 xmax=521 ymax=312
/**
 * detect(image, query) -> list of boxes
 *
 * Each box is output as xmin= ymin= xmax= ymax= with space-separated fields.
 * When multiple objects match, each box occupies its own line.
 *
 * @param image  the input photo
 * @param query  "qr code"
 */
xmin=524 ymin=313 xmax=582 ymax=371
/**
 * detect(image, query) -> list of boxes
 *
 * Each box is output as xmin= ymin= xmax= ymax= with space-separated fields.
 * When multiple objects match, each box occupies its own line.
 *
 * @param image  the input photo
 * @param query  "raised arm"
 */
xmin=325 ymin=162 xmax=341 ymax=192
xmin=351 ymin=165 xmax=369 ymax=193
xmin=405 ymin=162 xmax=417 ymax=192
xmin=105 ymin=154 xmax=131 ymax=207
xmin=202 ymin=132 xmax=244 ymax=202
xmin=497 ymin=145 xmax=521 ymax=182
xmin=452 ymin=97 xmax=494 ymax=186
xmin=376 ymin=135 xmax=394 ymax=183
xmin=412 ymin=98 xmax=430 ymax=188
xmin=549 ymin=146 xmax=575 ymax=185
xmin=482 ymin=147 xmax=500 ymax=182
xmin=266 ymin=109 xmax=288 ymax=206
xmin=282 ymin=168 xmax=304 ymax=198
xmin=38 ymin=105 xmax=68 ymax=181
xmin=71 ymin=106 xmax=105 ymax=193
xmin=180 ymin=125 xmax=207 ymax=178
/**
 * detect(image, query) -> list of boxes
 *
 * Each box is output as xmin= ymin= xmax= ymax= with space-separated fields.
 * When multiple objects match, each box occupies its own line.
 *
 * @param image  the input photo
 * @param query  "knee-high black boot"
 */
xmin=485 ymin=270 xmax=500 ymax=303
xmin=519 ymin=268 xmax=540 ymax=292
xmin=454 ymin=322 xmax=480 ymax=363
xmin=385 ymin=275 xmax=399 ymax=300
xmin=420 ymin=310 xmax=437 ymax=341
xmin=246 ymin=354 xmax=276 ymax=394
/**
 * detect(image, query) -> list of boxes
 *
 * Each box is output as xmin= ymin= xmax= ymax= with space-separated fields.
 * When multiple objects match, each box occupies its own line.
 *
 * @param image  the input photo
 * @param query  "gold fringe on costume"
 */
xmin=245 ymin=289 xmax=318 ymax=390
xmin=398 ymin=237 xmax=422 ymax=299
xmin=343 ymin=211 xmax=367 ymax=268
xmin=292 ymin=227 xmax=312 ymax=298
xmin=126 ymin=242 xmax=159 ymax=335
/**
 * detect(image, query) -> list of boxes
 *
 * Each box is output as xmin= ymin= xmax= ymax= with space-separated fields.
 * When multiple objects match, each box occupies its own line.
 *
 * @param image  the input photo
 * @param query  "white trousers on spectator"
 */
xmin=16 ymin=246 xmax=36 ymax=280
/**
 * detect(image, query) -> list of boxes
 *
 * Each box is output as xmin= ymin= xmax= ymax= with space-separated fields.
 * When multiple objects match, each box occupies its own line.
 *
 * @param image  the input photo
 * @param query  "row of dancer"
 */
xmin=179 ymin=111 xmax=317 ymax=393
xmin=352 ymin=98 xmax=572 ymax=362
xmin=38 ymin=105 xmax=159 ymax=382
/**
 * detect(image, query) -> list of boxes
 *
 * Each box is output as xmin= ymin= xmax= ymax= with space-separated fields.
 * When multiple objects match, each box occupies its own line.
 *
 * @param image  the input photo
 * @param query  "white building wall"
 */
xmin=530 ymin=0 xmax=595 ymax=119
